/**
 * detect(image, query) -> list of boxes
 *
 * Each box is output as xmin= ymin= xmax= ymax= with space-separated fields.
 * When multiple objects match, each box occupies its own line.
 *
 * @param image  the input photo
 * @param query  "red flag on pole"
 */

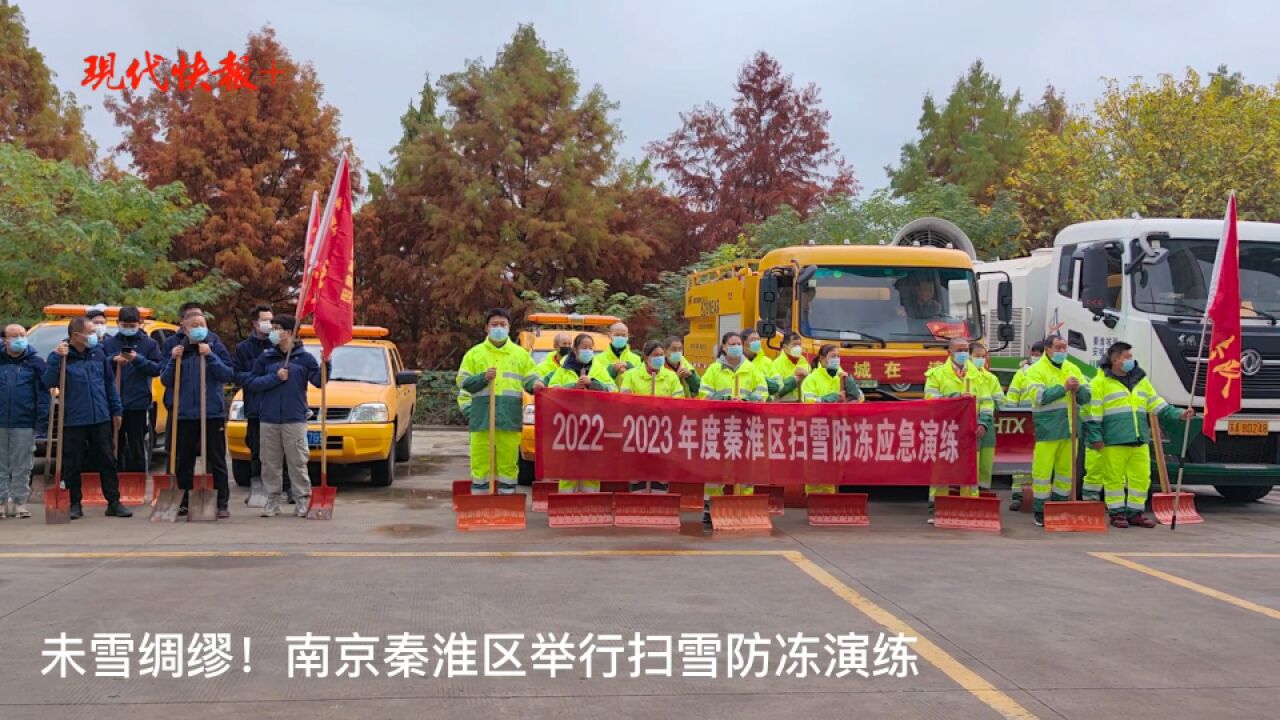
xmin=1202 ymin=192 xmax=1242 ymax=438
xmin=297 ymin=191 xmax=321 ymax=319
xmin=298 ymin=153 xmax=355 ymax=360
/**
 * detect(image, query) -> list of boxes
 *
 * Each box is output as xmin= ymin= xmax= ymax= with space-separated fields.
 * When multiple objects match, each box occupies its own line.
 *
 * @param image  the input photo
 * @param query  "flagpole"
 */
xmin=294 ymin=191 xmax=319 ymax=319
xmin=1172 ymin=319 xmax=1210 ymax=530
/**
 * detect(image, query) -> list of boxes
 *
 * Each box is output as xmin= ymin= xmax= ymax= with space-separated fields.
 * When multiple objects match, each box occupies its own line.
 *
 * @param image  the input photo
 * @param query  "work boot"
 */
xmin=1033 ymin=512 xmax=1044 ymax=527
xmin=261 ymin=501 xmax=280 ymax=518
xmin=1008 ymin=498 xmax=1022 ymax=512
xmin=216 ymin=506 xmax=230 ymax=520
xmin=1082 ymin=489 xmax=1101 ymax=502
xmin=1128 ymin=512 xmax=1156 ymax=528
xmin=15 ymin=504 xmax=31 ymax=519
xmin=105 ymin=503 xmax=133 ymax=518
xmin=178 ymin=506 xmax=189 ymax=517
xmin=69 ymin=504 xmax=83 ymax=520
xmin=1110 ymin=513 xmax=1130 ymax=529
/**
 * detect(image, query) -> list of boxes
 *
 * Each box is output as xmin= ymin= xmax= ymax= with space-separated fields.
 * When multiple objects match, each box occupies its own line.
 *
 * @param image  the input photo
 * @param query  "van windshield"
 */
xmin=301 ymin=344 xmax=389 ymax=384
xmin=1132 ymin=238 xmax=1280 ymax=316
xmin=799 ymin=266 xmax=980 ymax=341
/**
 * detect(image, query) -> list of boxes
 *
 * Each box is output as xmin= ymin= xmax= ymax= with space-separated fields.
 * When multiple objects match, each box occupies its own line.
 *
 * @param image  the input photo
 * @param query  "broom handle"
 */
xmin=43 ymin=387 xmax=57 ymax=487
xmin=488 ymin=371 xmax=497 ymax=495
xmin=200 ymin=354 xmax=207 ymax=485
xmin=1149 ymin=411 xmax=1171 ymax=494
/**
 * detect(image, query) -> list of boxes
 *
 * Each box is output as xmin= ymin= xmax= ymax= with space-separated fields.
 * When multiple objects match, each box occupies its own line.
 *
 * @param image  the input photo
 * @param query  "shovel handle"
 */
xmin=169 ymin=355 xmax=181 ymax=476
xmin=1148 ymin=411 xmax=1172 ymax=494
xmin=199 ymin=354 xmax=208 ymax=489
xmin=1067 ymin=391 xmax=1078 ymax=499
xmin=55 ymin=357 xmax=67 ymax=484
xmin=43 ymin=387 xmax=57 ymax=485
xmin=488 ymin=372 xmax=498 ymax=495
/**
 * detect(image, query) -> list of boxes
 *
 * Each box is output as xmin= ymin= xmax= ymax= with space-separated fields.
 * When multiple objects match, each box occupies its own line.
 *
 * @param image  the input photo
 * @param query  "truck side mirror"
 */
xmin=395 ymin=370 xmax=420 ymax=387
xmin=996 ymin=280 xmax=1013 ymax=323
xmin=758 ymin=274 xmax=779 ymax=324
xmin=758 ymin=321 xmax=777 ymax=340
xmin=1080 ymin=244 xmax=1110 ymax=317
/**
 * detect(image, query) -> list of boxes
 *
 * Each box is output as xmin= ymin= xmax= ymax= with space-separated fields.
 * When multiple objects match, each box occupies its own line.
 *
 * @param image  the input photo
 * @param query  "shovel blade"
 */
xmin=613 ymin=492 xmax=680 ymax=530
xmin=44 ymin=475 xmax=70 ymax=525
xmin=531 ymin=481 xmax=555 ymax=512
xmin=306 ymin=486 xmax=336 ymax=520
xmin=783 ymin=484 xmax=807 ymax=508
xmin=149 ymin=473 xmax=181 ymax=523
xmin=245 ymin=475 xmax=268 ymax=508
xmin=455 ymin=494 xmax=526 ymax=531
xmin=116 ymin=472 xmax=148 ymax=506
xmin=806 ymin=493 xmax=870 ymax=526
xmin=547 ymin=492 xmax=614 ymax=528
xmin=668 ymin=482 xmax=706 ymax=512
xmin=709 ymin=495 xmax=772 ymax=532
xmin=187 ymin=475 xmax=218 ymax=522
xmin=451 ymin=480 xmax=472 ymax=511
xmin=934 ymin=495 xmax=1002 ymax=532
xmin=1043 ymin=500 xmax=1108 ymax=533
xmin=1152 ymin=492 xmax=1203 ymax=525
xmin=756 ymin=485 xmax=786 ymax=516
xmin=78 ymin=473 xmax=106 ymax=506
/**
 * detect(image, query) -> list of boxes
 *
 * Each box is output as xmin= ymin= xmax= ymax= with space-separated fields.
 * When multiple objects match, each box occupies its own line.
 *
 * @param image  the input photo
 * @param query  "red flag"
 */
xmin=1202 ymin=192 xmax=1242 ymax=438
xmin=301 ymin=154 xmax=355 ymax=360
xmin=297 ymin=191 xmax=322 ymax=318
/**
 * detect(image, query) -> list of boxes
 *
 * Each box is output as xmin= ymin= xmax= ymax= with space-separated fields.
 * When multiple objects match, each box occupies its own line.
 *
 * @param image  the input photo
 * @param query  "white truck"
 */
xmin=975 ymin=217 xmax=1280 ymax=501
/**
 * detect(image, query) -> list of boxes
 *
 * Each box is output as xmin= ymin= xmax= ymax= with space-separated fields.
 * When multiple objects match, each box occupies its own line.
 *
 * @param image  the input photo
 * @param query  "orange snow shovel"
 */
xmin=43 ymin=368 xmax=69 ymax=525
xmin=1149 ymin=411 xmax=1201 ymax=525
xmin=709 ymin=494 xmax=771 ymax=532
xmin=150 ymin=356 xmax=183 ymax=522
xmin=934 ymin=376 xmax=1002 ymax=531
xmin=613 ymin=492 xmax=680 ymax=530
xmin=806 ymin=492 xmax=869 ymax=526
xmin=668 ymin=482 xmax=705 ymax=512
xmin=547 ymin=492 xmax=614 ymax=527
xmin=530 ymin=480 xmax=555 ymax=512
xmin=451 ymin=479 xmax=471 ymax=511
xmin=455 ymin=376 xmax=526 ymax=530
xmin=306 ymin=360 xmax=336 ymax=520
xmin=1044 ymin=393 xmax=1107 ymax=533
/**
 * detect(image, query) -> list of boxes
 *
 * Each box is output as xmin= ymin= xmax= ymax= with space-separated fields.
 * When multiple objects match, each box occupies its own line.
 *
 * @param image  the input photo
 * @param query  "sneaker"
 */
xmin=1128 ymin=512 xmax=1156 ymax=528
xmin=1033 ymin=512 xmax=1044 ymax=527
xmin=216 ymin=508 xmax=230 ymax=520
xmin=260 ymin=501 xmax=280 ymax=518
xmin=15 ymin=504 xmax=30 ymax=519
xmin=1008 ymin=498 xmax=1022 ymax=512
xmin=1110 ymin=514 xmax=1130 ymax=529
xmin=295 ymin=501 xmax=309 ymax=517
xmin=69 ymin=504 xmax=83 ymax=520
xmin=2 ymin=499 xmax=12 ymax=518
xmin=105 ymin=503 xmax=133 ymax=518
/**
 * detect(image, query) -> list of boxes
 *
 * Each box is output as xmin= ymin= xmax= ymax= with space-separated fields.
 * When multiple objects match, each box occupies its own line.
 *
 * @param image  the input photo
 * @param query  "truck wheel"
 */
xmin=1214 ymin=484 xmax=1274 ymax=502
xmin=232 ymin=460 xmax=253 ymax=488
xmin=370 ymin=450 xmax=395 ymax=487
xmin=518 ymin=457 xmax=536 ymax=486
xmin=395 ymin=422 xmax=412 ymax=462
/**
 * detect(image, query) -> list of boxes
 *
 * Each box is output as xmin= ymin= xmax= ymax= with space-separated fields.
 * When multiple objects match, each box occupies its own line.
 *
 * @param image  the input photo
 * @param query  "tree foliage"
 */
xmin=1009 ymin=68 xmax=1280 ymax=246
xmin=520 ymin=278 xmax=650 ymax=320
xmin=0 ymin=143 xmax=235 ymax=324
xmin=358 ymin=25 xmax=679 ymax=368
xmin=106 ymin=27 xmax=355 ymax=336
xmin=0 ymin=3 xmax=94 ymax=166
xmin=649 ymin=51 xmax=856 ymax=253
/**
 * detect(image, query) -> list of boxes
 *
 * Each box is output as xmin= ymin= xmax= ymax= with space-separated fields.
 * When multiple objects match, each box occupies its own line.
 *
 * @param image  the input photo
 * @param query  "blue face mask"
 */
xmin=488 ymin=326 xmax=509 ymax=343
xmin=268 ymin=330 xmax=282 ymax=346
xmin=668 ymin=351 xmax=683 ymax=365
xmin=189 ymin=326 xmax=208 ymax=342
xmin=117 ymin=327 xmax=138 ymax=337
xmin=826 ymin=357 xmax=841 ymax=372
xmin=748 ymin=340 xmax=762 ymax=353
xmin=1051 ymin=351 xmax=1067 ymax=365
xmin=649 ymin=356 xmax=665 ymax=370
xmin=726 ymin=345 xmax=743 ymax=359
xmin=7 ymin=337 xmax=28 ymax=354
xmin=1121 ymin=358 xmax=1136 ymax=373
xmin=85 ymin=333 xmax=99 ymax=349
xmin=972 ymin=356 xmax=986 ymax=369
xmin=611 ymin=336 xmax=628 ymax=350
xmin=954 ymin=351 xmax=969 ymax=366
xmin=577 ymin=349 xmax=594 ymax=364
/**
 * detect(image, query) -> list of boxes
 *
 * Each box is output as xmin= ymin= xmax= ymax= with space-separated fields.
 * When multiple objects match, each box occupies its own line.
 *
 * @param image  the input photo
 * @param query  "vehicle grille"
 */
xmin=309 ymin=407 xmax=351 ymax=422
xmin=1183 ymin=353 xmax=1280 ymax=395
xmin=1204 ymin=433 xmax=1277 ymax=464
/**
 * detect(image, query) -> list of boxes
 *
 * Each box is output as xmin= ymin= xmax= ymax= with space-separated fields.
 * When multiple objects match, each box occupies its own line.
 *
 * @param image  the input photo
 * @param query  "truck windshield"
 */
xmin=302 ymin=344 xmax=389 ymax=384
xmin=1132 ymin=238 xmax=1280 ymax=316
xmin=799 ymin=266 xmax=980 ymax=341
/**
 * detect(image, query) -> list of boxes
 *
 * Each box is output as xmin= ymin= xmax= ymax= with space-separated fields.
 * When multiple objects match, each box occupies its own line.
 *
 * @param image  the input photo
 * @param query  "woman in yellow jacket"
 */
xmin=770 ymin=332 xmax=810 ymax=402
xmin=664 ymin=336 xmax=701 ymax=398
xmin=802 ymin=344 xmax=864 ymax=494
xmin=619 ymin=340 xmax=684 ymax=492
xmin=698 ymin=331 xmax=768 ymax=525
xmin=544 ymin=333 xmax=615 ymax=493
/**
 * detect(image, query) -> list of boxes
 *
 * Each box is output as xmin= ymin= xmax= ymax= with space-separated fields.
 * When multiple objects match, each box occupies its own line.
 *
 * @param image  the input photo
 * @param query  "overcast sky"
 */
xmin=20 ymin=0 xmax=1280 ymax=191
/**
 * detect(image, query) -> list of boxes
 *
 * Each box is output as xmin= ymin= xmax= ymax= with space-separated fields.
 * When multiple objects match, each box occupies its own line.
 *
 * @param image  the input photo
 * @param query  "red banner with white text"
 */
xmin=534 ymin=390 xmax=977 ymax=486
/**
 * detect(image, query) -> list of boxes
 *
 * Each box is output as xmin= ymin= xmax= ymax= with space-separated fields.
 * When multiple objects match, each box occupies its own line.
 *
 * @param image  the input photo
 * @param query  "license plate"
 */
xmin=857 ymin=379 xmax=879 ymax=389
xmin=307 ymin=430 xmax=322 ymax=447
xmin=1227 ymin=420 xmax=1268 ymax=436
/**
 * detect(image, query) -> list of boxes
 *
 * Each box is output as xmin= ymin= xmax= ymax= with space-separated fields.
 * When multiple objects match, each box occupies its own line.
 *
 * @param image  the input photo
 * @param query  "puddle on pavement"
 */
xmin=372 ymin=523 xmax=439 ymax=538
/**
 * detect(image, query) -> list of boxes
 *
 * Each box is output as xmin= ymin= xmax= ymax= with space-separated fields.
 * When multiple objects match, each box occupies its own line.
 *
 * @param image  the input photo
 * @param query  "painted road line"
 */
xmin=1090 ymin=552 xmax=1280 ymax=621
xmin=0 ymin=551 xmax=287 ymax=559
xmin=1110 ymin=552 xmax=1280 ymax=559
xmin=784 ymin=551 xmax=1037 ymax=720
xmin=306 ymin=550 xmax=795 ymax=558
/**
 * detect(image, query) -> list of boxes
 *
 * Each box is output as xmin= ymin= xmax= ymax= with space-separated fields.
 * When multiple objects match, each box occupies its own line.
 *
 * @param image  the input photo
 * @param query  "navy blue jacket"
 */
xmin=247 ymin=347 xmax=325 ymax=424
xmin=42 ymin=346 xmax=122 ymax=428
xmin=160 ymin=340 xmax=235 ymax=420
xmin=0 ymin=345 xmax=49 ymax=429
xmin=163 ymin=328 xmax=229 ymax=362
xmin=103 ymin=333 xmax=163 ymax=412
xmin=234 ymin=334 xmax=275 ymax=419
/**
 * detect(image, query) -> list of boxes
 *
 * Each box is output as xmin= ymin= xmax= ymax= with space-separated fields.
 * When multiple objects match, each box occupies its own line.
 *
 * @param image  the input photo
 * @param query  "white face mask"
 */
xmin=257 ymin=320 xmax=273 ymax=335
xmin=787 ymin=345 xmax=803 ymax=358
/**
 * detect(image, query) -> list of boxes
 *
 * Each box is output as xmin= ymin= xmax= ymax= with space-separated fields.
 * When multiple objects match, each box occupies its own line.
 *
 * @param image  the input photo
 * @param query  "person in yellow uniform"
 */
xmin=742 ymin=328 xmax=780 ymax=398
xmin=544 ymin=333 xmax=615 ymax=493
xmin=802 ymin=344 xmax=863 ymax=494
xmin=770 ymin=332 xmax=809 ymax=403
xmin=1024 ymin=335 xmax=1091 ymax=527
xmin=698 ymin=331 xmax=768 ymax=525
xmin=592 ymin=322 xmax=643 ymax=382
xmin=619 ymin=341 xmax=685 ymax=492
xmin=1004 ymin=341 xmax=1044 ymax=511
xmin=968 ymin=341 xmax=1003 ymax=493
xmin=665 ymin=336 xmax=701 ymax=398
xmin=533 ymin=332 xmax=573 ymax=381
xmin=923 ymin=336 xmax=992 ymax=523
xmin=456 ymin=309 xmax=545 ymax=495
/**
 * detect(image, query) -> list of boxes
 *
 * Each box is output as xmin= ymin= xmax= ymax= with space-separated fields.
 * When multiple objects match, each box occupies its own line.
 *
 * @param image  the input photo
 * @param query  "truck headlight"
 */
xmin=349 ymin=402 xmax=389 ymax=423
xmin=229 ymin=401 xmax=245 ymax=421
xmin=523 ymin=404 xmax=535 ymax=425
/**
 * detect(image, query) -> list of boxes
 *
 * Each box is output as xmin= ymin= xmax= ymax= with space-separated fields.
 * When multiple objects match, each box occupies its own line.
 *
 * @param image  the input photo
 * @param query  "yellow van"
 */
xmin=225 ymin=326 xmax=418 ymax=486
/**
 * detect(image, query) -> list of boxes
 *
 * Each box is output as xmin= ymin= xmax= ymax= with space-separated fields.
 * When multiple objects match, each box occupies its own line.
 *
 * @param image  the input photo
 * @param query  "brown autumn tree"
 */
xmin=648 ymin=51 xmax=857 ymax=252
xmin=107 ymin=27 xmax=355 ymax=336
xmin=0 ymin=2 xmax=95 ymax=166
xmin=359 ymin=26 xmax=678 ymax=368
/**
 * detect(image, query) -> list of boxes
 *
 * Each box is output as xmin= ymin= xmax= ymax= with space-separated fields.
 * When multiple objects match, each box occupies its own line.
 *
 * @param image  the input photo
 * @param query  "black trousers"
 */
xmin=116 ymin=408 xmax=149 ymax=473
xmin=246 ymin=417 xmax=290 ymax=492
xmin=61 ymin=422 xmax=119 ymax=506
xmin=175 ymin=419 xmax=230 ymax=509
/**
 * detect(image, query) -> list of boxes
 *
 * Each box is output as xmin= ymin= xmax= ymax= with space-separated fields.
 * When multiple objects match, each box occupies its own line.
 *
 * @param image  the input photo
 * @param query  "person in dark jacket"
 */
xmin=161 ymin=312 xmax=235 ymax=518
xmin=103 ymin=306 xmax=162 ymax=472
xmin=43 ymin=317 xmax=131 ymax=519
xmin=233 ymin=304 xmax=292 ymax=501
xmin=247 ymin=315 xmax=325 ymax=518
xmin=1 ymin=324 xmax=48 ymax=519
xmin=161 ymin=302 xmax=228 ymax=357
